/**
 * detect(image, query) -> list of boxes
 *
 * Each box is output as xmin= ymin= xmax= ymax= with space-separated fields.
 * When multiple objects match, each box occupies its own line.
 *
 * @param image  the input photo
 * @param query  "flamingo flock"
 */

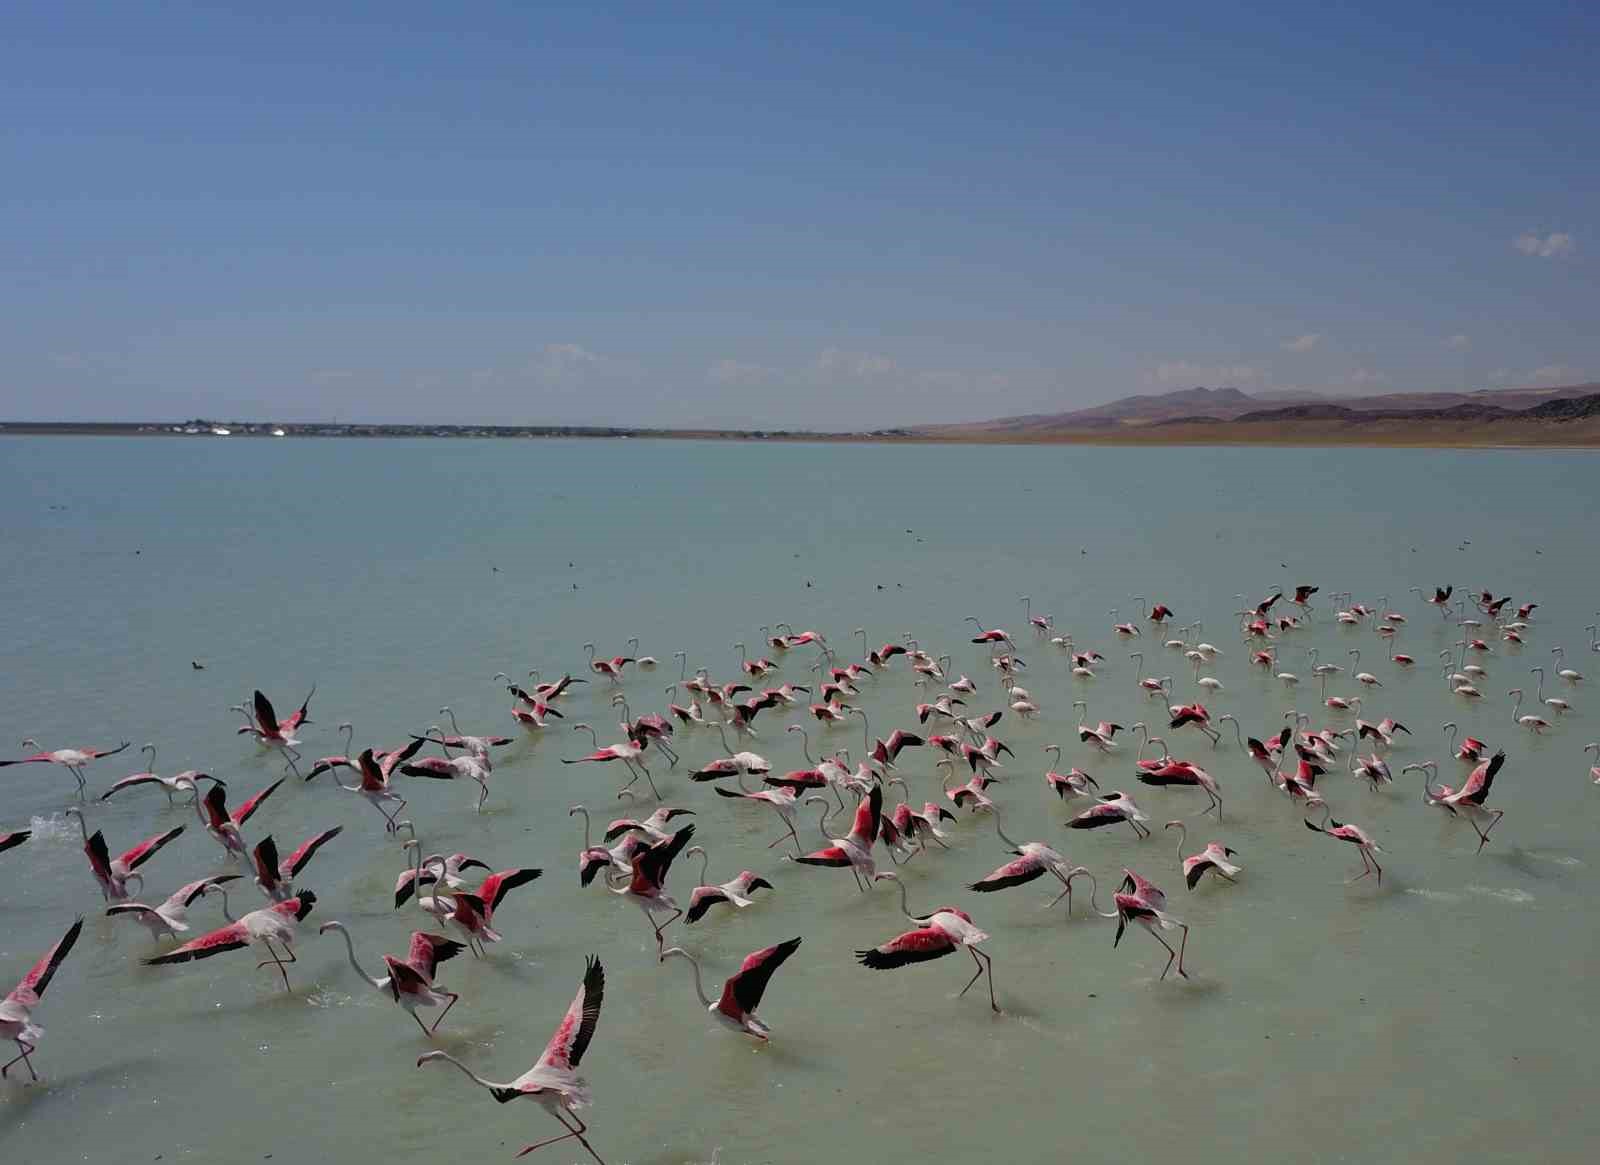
xmin=2 ymin=581 xmax=1592 ymax=1162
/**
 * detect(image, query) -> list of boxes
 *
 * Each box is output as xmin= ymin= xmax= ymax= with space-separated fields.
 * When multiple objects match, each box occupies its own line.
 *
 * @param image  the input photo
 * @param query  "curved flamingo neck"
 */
xmin=325 ymin=922 xmax=385 ymax=990
xmin=662 ymin=948 xmax=713 ymax=1008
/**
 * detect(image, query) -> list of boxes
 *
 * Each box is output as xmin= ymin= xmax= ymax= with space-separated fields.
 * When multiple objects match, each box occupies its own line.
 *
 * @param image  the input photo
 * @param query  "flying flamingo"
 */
xmin=691 ymin=724 xmax=771 ymax=785
xmin=250 ymin=829 xmax=343 ymax=900
xmin=145 ymin=891 xmax=318 ymax=992
xmin=1 ymin=738 xmax=129 ymax=796
xmin=1163 ymin=822 xmax=1240 ymax=889
xmin=98 ymin=743 xmax=219 ymax=806
xmin=1067 ymin=790 xmax=1152 ymax=838
xmin=1 ymin=916 xmax=84 ymax=1080
xmin=681 ymin=846 xmax=773 ymax=923
xmin=711 ymin=782 xmax=804 ymax=855
xmin=1136 ymin=758 xmax=1224 ymax=819
xmin=319 ymin=922 xmax=465 ymax=1035
xmin=1112 ymin=869 xmax=1190 ymax=980
xmin=856 ymin=872 xmax=998 ymax=1012
xmin=968 ymin=810 xmax=1101 ymax=914
xmin=308 ymin=746 xmax=413 ymax=833
xmin=415 ymin=956 xmax=608 ymax=1164
xmin=1411 ymin=585 xmax=1454 ymax=618
xmin=568 ymin=806 xmax=647 ymax=886
xmin=236 ymin=688 xmax=314 ymax=773
xmin=198 ymin=778 xmax=284 ymax=859
xmin=402 ymin=748 xmax=494 ymax=811
xmin=1303 ymin=800 xmax=1384 ymax=882
xmin=561 ymin=724 xmax=657 ymax=800
xmin=62 ymin=807 xmax=184 ymax=901
xmin=427 ymin=708 xmax=516 ymax=755
xmin=106 ymin=875 xmax=238 ymax=942
xmin=611 ymin=825 xmax=695 ymax=954
xmin=1414 ymin=750 xmax=1507 ymax=851
xmin=792 ymin=784 xmax=884 ymax=889
xmin=660 ymin=936 xmax=802 ymax=1040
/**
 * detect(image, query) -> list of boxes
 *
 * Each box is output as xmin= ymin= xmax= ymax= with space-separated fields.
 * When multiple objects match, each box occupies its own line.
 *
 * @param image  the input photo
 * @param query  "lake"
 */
xmin=2 ymin=435 xmax=1597 ymax=1164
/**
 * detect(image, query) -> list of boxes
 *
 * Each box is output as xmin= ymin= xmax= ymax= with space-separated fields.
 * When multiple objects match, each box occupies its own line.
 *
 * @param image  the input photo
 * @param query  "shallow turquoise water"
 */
xmin=2 ymin=436 xmax=1598 ymax=1163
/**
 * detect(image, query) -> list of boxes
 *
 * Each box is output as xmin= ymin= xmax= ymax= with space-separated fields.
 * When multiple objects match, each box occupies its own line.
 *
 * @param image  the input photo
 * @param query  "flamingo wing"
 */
xmin=0 ymin=830 xmax=30 ymax=855
xmin=99 ymin=774 xmax=167 ymax=800
xmin=633 ymin=825 xmax=695 ymax=891
xmin=405 ymin=931 xmax=466 ymax=979
xmin=856 ymin=926 xmax=955 ymax=968
xmin=143 ymin=918 xmax=251 ymax=965
xmin=282 ymin=826 xmax=344 ymax=876
xmin=536 ymin=956 xmax=605 ymax=1072
xmin=279 ymin=687 xmax=315 ymax=732
xmin=722 ymin=936 xmax=801 ymax=1015
xmin=969 ymin=854 xmax=1048 ymax=892
xmin=380 ymin=736 xmax=427 ymax=778
xmin=6 ymin=917 xmax=84 ymax=1005
xmin=478 ymin=867 xmax=542 ymax=913
xmin=83 ymin=829 xmax=115 ymax=881
xmin=848 ymin=783 xmax=883 ymax=846
xmin=252 ymin=690 xmax=281 ymax=736
xmin=170 ymin=874 xmax=240 ymax=909
xmin=252 ymin=835 xmax=283 ymax=890
xmin=792 ymin=845 xmax=852 ymax=867
xmin=685 ymin=885 xmax=731 ymax=923
xmin=1460 ymin=750 xmax=1506 ymax=804
xmin=201 ymin=783 xmax=231 ymax=827
xmin=231 ymin=778 xmax=284 ymax=826
xmin=380 ymin=954 xmax=430 ymax=1000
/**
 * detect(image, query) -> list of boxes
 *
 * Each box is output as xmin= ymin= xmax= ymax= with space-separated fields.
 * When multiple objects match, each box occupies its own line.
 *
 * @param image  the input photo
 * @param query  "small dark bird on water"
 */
xmin=191 ymin=661 xmax=205 ymax=670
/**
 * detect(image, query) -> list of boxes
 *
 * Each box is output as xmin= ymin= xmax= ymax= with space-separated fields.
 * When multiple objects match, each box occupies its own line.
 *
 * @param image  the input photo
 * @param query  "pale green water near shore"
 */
xmin=2 ymin=436 xmax=1598 ymax=1163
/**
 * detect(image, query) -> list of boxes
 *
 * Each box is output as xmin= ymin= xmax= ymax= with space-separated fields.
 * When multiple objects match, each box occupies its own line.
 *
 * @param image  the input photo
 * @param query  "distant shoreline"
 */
xmin=2 ymin=419 xmax=1598 ymax=449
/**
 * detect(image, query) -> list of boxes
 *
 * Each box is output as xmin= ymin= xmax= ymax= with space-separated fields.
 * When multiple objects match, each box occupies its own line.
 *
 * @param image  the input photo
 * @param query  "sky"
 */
xmin=2 ymin=2 xmax=1595 ymax=428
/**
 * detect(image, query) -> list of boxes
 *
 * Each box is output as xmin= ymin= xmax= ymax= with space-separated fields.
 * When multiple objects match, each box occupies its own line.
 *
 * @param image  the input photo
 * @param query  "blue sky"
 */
xmin=3 ymin=2 xmax=1594 ymax=426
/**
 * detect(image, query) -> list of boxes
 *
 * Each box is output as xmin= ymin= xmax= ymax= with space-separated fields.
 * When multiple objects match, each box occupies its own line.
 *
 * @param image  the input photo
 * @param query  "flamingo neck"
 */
xmin=663 ymin=948 xmax=713 ymax=1009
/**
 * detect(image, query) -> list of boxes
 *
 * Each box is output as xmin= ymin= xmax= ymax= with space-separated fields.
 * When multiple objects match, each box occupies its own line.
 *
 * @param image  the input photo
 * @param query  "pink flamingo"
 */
xmin=1067 ymin=790 xmax=1152 ymax=838
xmin=106 ymin=875 xmax=238 ymax=941
xmin=1303 ymin=800 xmax=1384 ymax=881
xmin=567 ymin=806 xmax=648 ymax=885
xmin=2 ymin=916 xmax=84 ymax=1080
xmin=561 ymin=723 xmax=657 ymax=799
xmin=682 ymin=846 xmax=773 ymax=923
xmin=584 ymin=643 xmax=633 ymax=683
xmin=145 ymin=891 xmax=317 ymax=992
xmin=2 ymin=738 xmax=129 ymax=796
xmin=250 ymin=828 xmax=343 ymax=900
xmin=0 ymin=830 xmax=30 ymax=857
xmin=792 ymin=785 xmax=884 ymax=890
xmin=1112 ymin=869 xmax=1191 ymax=980
xmin=968 ymin=810 xmax=1102 ymax=914
xmin=99 ymin=743 xmax=219 ymax=806
xmin=856 ymin=872 xmax=998 ymax=1012
xmin=1415 ymin=750 xmax=1507 ymax=850
xmin=402 ymin=750 xmax=494 ymax=811
xmin=319 ymin=922 xmax=465 ymax=1035
xmin=1164 ymin=822 xmax=1240 ymax=889
xmin=416 ymin=956 xmax=608 ymax=1163
xmin=1137 ymin=758 xmax=1224 ymax=819
xmin=198 ymin=777 xmax=283 ymax=859
xmin=610 ymin=825 xmax=696 ymax=954
xmin=63 ymin=807 xmax=184 ymax=901
xmin=308 ymin=746 xmax=413 ymax=832
xmin=235 ymin=687 xmax=314 ymax=772
xmin=661 ymin=936 xmax=802 ymax=1040
xmin=711 ymin=782 xmax=805 ymax=855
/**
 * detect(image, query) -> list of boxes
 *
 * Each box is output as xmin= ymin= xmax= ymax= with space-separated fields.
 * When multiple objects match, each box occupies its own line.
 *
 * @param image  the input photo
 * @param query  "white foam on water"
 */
xmin=27 ymin=812 xmax=76 ymax=841
xmin=1466 ymin=885 xmax=1535 ymax=905
xmin=1526 ymin=852 xmax=1583 ymax=867
xmin=1405 ymin=888 xmax=1463 ymax=903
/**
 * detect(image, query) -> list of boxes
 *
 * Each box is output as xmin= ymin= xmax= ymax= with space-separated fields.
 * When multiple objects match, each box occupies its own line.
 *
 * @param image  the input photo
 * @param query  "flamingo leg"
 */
xmin=1474 ymin=810 xmax=1504 ymax=853
xmin=957 ymin=947 xmax=984 ymax=998
xmin=1 ymin=1040 xmax=38 ymax=1080
xmin=1150 ymin=928 xmax=1180 ymax=980
xmin=255 ymin=938 xmax=295 ymax=991
xmin=514 ymin=1117 xmax=582 ymax=1158
xmin=411 ymin=1008 xmax=432 ymax=1035
xmin=428 ymin=990 xmax=460 ymax=1034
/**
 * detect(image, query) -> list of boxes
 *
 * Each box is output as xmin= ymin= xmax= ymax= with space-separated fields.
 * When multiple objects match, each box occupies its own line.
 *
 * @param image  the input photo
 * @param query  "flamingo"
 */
xmin=561 ymin=724 xmax=657 ymax=799
xmin=968 ymin=810 xmax=1101 ymax=914
xmin=1111 ymin=869 xmax=1191 ymax=980
xmin=526 ymin=671 xmax=588 ymax=701
xmin=1531 ymin=668 xmax=1572 ymax=713
xmin=145 ymin=891 xmax=318 ymax=992
xmin=308 ymin=746 xmax=412 ymax=832
xmin=856 ymin=872 xmax=998 ymax=1012
xmin=416 ymin=956 xmax=608 ymax=1163
xmin=402 ymin=749 xmax=494 ymax=811
xmin=198 ymin=777 xmax=284 ymax=858
xmin=428 ymin=708 xmax=515 ymax=755
xmin=235 ymin=688 xmax=314 ymax=773
xmin=681 ymin=847 xmax=773 ymax=923
xmin=584 ymin=643 xmax=633 ymax=683
xmin=1 ymin=916 xmax=84 ymax=1080
xmin=1584 ymin=743 xmax=1599 ymax=784
xmin=610 ymin=825 xmax=695 ymax=954
xmin=1136 ymin=758 xmax=1224 ymax=819
xmin=1507 ymin=689 xmax=1551 ymax=733
xmin=1020 ymin=594 xmax=1052 ymax=635
xmin=106 ymin=876 xmax=238 ymax=942
xmin=1168 ymin=702 xmax=1221 ymax=746
xmin=626 ymin=638 xmax=659 ymax=668
xmin=568 ymin=806 xmax=646 ymax=886
xmin=938 ymin=756 xmax=997 ymax=813
xmin=62 ymin=807 xmax=185 ymax=901
xmin=1041 ymin=744 xmax=1099 ymax=802
xmin=1420 ymin=750 xmax=1507 ymax=851
xmin=98 ymin=743 xmax=219 ymax=806
xmin=250 ymin=829 xmax=343 ymax=900
xmin=711 ymin=782 xmax=804 ymax=856
xmin=319 ymin=922 xmax=465 ymax=1035
xmin=1303 ymin=800 xmax=1384 ymax=882
xmin=1067 ymin=790 xmax=1152 ymax=838
xmin=1 ymin=738 xmax=130 ymax=796
xmin=1349 ymin=650 xmax=1381 ymax=687
xmin=1411 ymin=585 xmax=1454 ymax=618
xmin=660 ymin=937 xmax=802 ymax=1040
xmin=792 ymin=784 xmax=884 ymax=889
xmin=1164 ymin=822 xmax=1240 ymax=889
xmin=691 ymin=724 xmax=771 ymax=785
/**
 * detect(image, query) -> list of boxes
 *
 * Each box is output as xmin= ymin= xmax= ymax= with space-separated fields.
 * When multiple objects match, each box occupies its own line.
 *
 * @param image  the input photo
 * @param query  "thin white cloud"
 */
xmin=1281 ymin=333 xmax=1321 ymax=353
xmin=1345 ymin=368 xmax=1383 ymax=387
xmin=707 ymin=358 xmax=776 ymax=387
xmin=1530 ymin=364 xmax=1584 ymax=384
xmin=1514 ymin=232 xmax=1575 ymax=258
xmin=1444 ymin=334 xmax=1470 ymax=350
xmin=815 ymin=347 xmax=899 ymax=380
xmin=1148 ymin=361 xmax=1262 ymax=387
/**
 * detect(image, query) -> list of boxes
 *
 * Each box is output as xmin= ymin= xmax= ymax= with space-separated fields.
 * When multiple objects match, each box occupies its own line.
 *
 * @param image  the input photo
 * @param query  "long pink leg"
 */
xmin=428 ymin=990 xmax=460 ymax=1034
xmin=1 ymin=1040 xmax=38 ymax=1080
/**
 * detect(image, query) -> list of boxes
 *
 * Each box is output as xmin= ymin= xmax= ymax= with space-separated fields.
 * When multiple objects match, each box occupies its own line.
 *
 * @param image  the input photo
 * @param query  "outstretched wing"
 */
xmin=478 ymin=867 xmax=542 ymax=913
xmin=856 ymin=927 xmax=953 ymax=969
xmin=145 ymin=918 xmax=251 ymax=966
xmin=253 ymin=835 xmax=283 ymax=890
xmin=0 ymin=830 xmax=30 ymax=855
xmin=231 ymin=778 xmax=284 ymax=826
xmin=253 ymin=690 xmax=281 ymax=736
xmin=6 ymin=916 xmax=84 ymax=1005
xmin=634 ymin=824 xmax=695 ymax=891
xmin=168 ymin=874 xmax=240 ymax=909
xmin=969 ymin=855 xmax=1047 ymax=892
xmin=536 ymin=955 xmax=604 ymax=1071
xmin=282 ymin=826 xmax=343 ymax=876
xmin=405 ymin=931 xmax=466 ymax=979
xmin=723 ymin=936 xmax=801 ymax=1016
